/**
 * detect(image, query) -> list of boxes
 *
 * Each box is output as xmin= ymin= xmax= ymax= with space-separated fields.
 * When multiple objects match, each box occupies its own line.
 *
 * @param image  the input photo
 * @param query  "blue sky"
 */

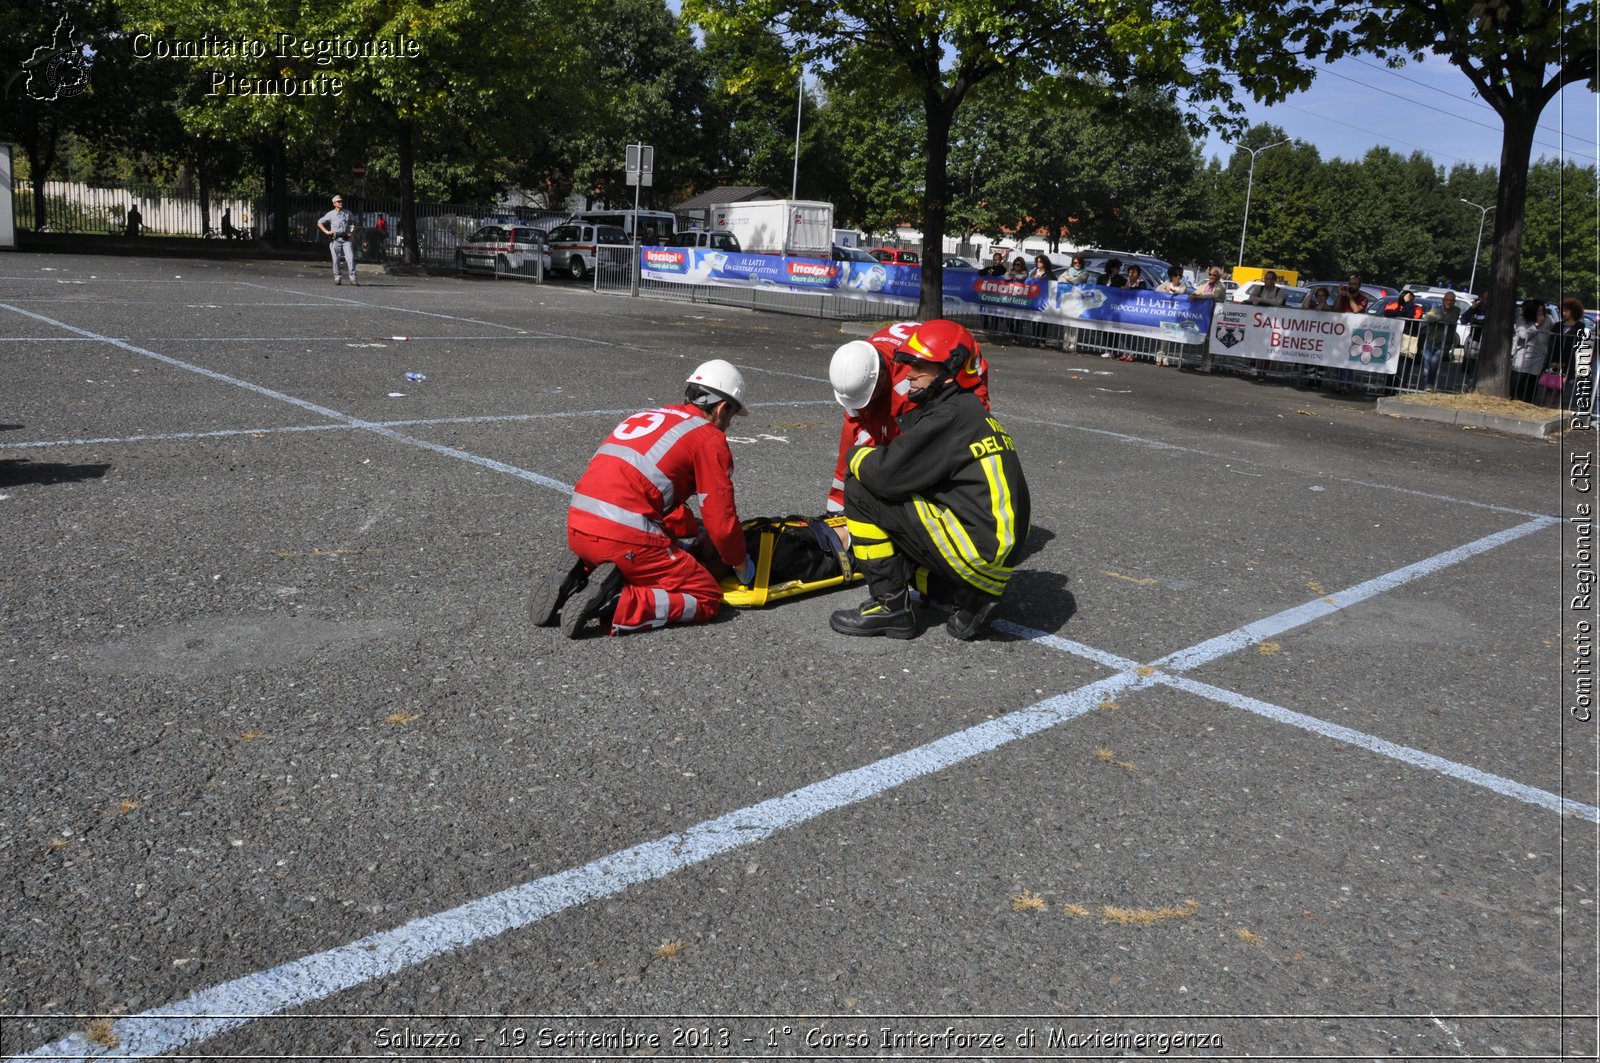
xmin=1198 ymin=52 xmax=1600 ymax=170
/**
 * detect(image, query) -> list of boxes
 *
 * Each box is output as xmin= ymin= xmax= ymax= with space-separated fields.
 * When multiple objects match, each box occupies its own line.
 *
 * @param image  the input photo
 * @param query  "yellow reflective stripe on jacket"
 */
xmin=913 ymin=499 xmax=1008 ymax=595
xmin=848 ymin=445 xmax=875 ymax=479
xmin=980 ymin=454 xmax=1020 ymax=566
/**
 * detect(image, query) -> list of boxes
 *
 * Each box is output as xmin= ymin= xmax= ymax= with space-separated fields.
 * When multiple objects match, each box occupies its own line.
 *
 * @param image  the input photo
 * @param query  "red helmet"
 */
xmin=893 ymin=319 xmax=980 ymax=379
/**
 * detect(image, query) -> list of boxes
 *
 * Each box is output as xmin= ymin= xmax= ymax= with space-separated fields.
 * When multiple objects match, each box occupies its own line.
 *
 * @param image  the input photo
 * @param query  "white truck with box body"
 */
xmin=711 ymin=199 xmax=833 ymax=256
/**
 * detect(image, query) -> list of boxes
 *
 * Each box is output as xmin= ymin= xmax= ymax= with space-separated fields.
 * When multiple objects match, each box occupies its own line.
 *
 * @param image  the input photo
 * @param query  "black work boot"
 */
xmin=829 ymin=588 xmax=917 ymax=639
xmin=529 ymin=553 xmax=588 ymax=627
xmin=560 ymin=562 xmax=623 ymax=639
xmin=946 ymin=597 xmax=1001 ymax=641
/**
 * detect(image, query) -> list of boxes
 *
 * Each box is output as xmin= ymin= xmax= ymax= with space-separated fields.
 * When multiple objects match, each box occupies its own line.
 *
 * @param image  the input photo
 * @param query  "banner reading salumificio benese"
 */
xmin=1210 ymin=302 xmax=1405 ymax=374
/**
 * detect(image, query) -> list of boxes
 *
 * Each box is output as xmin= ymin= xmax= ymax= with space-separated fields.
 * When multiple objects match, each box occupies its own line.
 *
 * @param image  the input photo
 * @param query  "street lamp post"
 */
xmin=1236 ymin=139 xmax=1289 ymax=266
xmin=791 ymin=70 xmax=804 ymax=199
xmin=1459 ymin=198 xmax=1494 ymax=294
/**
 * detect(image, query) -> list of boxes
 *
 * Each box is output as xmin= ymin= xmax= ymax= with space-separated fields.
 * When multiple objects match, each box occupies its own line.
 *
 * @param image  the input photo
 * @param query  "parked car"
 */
xmin=831 ymin=244 xmax=878 ymax=263
xmin=667 ymin=228 xmax=742 ymax=253
xmin=1232 ymin=280 xmax=1312 ymax=308
xmin=546 ymin=222 xmax=629 ymax=281
xmin=871 ymin=247 xmax=922 ymax=266
xmin=1304 ymin=281 xmax=1398 ymax=305
xmin=942 ymin=254 xmax=980 ymax=271
xmin=455 ymin=224 xmax=550 ymax=276
xmin=1078 ymin=249 xmax=1175 ymax=287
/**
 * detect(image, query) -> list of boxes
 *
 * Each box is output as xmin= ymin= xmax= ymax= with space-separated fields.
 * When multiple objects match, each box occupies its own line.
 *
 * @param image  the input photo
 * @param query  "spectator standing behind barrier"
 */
xmin=1328 ymin=275 xmax=1372 ymax=394
xmin=1297 ymin=287 xmax=1336 ymax=388
xmin=1551 ymin=298 xmax=1594 ymax=408
xmin=1510 ymin=299 xmax=1555 ymax=403
xmin=1189 ymin=266 xmax=1228 ymax=372
xmin=317 ymin=194 xmax=358 ymax=285
xmin=1460 ymin=293 xmax=1490 ymax=386
xmin=980 ymin=250 xmax=1007 ymax=276
xmin=1029 ymin=254 xmax=1053 ymax=281
xmin=1005 ymin=256 xmax=1029 ymax=281
xmin=1123 ymin=264 xmax=1149 ymax=291
xmin=1061 ymin=254 xmax=1089 ymax=284
xmin=1101 ymin=258 xmax=1126 ymax=289
xmin=1419 ymin=291 xmax=1462 ymax=391
xmin=1245 ymin=270 xmax=1287 ymax=380
xmin=1155 ymin=266 xmax=1188 ymax=367
xmin=125 ymin=204 xmax=142 ymax=237
xmin=1383 ymin=290 xmax=1424 ymax=389
xmin=221 ymin=208 xmax=236 ymax=239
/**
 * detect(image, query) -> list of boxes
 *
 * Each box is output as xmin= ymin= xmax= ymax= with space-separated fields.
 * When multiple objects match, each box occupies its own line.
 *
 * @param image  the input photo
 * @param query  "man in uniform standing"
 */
xmin=533 ymin=360 xmax=757 ymax=638
xmin=317 ymin=194 xmax=358 ymax=285
xmin=831 ymin=322 xmax=1030 ymax=642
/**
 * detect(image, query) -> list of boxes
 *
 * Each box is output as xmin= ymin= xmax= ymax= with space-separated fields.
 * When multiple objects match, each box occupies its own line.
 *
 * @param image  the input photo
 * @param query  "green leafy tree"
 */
xmin=686 ymin=0 xmax=1307 ymax=317
xmin=1257 ymin=0 xmax=1598 ymax=394
xmin=1 ymin=0 xmax=124 ymax=228
xmin=1519 ymin=158 xmax=1600 ymax=304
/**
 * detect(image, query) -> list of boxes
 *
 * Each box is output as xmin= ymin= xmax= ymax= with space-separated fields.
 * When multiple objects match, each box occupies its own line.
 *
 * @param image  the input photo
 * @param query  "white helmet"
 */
xmin=828 ymin=340 xmax=881 ymax=411
xmin=686 ymin=358 xmax=748 ymax=416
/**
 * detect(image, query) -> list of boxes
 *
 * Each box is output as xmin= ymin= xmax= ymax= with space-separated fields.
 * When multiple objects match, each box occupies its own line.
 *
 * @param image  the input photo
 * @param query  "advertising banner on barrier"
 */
xmin=1209 ymin=302 xmax=1405 ymax=373
xmin=639 ymin=248 xmax=1214 ymax=344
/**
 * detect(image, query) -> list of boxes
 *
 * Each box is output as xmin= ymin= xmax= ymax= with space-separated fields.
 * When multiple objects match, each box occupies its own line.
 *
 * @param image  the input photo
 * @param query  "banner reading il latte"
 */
xmin=638 ymin=248 xmax=1214 ymax=345
xmin=1210 ymin=303 xmax=1405 ymax=373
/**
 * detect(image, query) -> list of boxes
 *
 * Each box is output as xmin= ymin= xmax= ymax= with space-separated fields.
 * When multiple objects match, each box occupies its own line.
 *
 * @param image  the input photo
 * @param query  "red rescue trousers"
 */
xmin=567 ymin=529 xmax=724 ymax=635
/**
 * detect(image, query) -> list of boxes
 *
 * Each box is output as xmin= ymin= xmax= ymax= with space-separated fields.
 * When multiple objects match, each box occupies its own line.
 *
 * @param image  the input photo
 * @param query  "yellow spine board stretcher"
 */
xmin=720 ymin=514 xmax=864 ymax=608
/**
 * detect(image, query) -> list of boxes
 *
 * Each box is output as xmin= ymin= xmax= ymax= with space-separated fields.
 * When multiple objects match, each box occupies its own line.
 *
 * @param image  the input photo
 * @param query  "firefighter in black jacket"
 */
xmin=832 ymin=320 xmax=1031 ymax=641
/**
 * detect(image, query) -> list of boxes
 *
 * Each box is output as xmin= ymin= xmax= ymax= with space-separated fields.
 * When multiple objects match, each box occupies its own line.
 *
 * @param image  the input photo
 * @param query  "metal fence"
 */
xmin=13 ymin=180 xmax=257 ymax=237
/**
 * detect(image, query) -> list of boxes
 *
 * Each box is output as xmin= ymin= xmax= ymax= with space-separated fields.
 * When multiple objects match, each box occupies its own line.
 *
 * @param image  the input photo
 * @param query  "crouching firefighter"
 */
xmin=531 ymin=360 xmax=757 ymax=638
xmin=832 ymin=321 xmax=1030 ymax=641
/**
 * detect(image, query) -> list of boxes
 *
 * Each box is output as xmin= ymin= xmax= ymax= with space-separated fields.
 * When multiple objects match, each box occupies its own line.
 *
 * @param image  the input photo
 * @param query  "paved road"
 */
xmin=1 ymin=254 xmax=1593 ymax=1060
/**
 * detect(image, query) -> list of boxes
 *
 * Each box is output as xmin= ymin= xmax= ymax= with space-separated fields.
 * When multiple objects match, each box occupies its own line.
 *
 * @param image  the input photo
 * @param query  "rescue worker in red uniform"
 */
xmin=825 ymin=320 xmax=989 ymax=516
xmin=831 ymin=321 xmax=1030 ymax=641
xmin=531 ymin=360 xmax=757 ymax=638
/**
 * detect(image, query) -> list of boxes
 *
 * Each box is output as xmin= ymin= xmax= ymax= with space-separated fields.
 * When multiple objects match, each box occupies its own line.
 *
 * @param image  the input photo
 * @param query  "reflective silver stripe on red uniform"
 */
xmin=592 ymin=409 xmax=706 ymax=511
xmin=570 ymin=492 xmax=666 ymax=538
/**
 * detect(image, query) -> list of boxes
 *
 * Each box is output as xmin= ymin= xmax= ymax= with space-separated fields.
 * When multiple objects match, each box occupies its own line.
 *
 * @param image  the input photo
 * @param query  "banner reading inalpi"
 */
xmin=638 ymin=248 xmax=1215 ymax=345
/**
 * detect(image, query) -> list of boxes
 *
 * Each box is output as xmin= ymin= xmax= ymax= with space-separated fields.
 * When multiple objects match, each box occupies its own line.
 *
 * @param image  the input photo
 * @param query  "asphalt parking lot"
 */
xmin=2 ymin=253 xmax=1594 ymax=1060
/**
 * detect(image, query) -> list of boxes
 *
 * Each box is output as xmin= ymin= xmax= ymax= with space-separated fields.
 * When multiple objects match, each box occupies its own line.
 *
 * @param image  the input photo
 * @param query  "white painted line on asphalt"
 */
xmin=1160 ymin=671 xmax=1600 ymax=822
xmin=1010 ymin=412 xmax=1553 ymax=520
xmin=1153 ymin=516 xmax=1557 ymax=673
xmin=0 ymin=402 xmax=838 ymax=451
xmin=1000 ymin=518 xmax=1585 ymax=821
xmin=5 ymin=673 xmax=1148 ymax=1061
xmin=236 ymin=282 xmax=586 ymax=338
xmin=0 ymin=303 xmax=575 ymax=494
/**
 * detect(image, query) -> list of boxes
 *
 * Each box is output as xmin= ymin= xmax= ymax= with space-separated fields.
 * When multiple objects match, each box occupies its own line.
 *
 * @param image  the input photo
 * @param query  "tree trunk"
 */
xmin=269 ymin=137 xmax=289 ymax=247
xmin=399 ymin=118 xmax=419 ymax=266
xmin=919 ymin=92 xmax=955 ymax=320
xmin=1473 ymin=104 xmax=1538 ymax=398
xmin=197 ymin=154 xmax=211 ymax=237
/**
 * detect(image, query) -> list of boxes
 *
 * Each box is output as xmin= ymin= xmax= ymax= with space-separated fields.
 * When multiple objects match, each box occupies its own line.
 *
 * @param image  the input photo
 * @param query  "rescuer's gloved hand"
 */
xmin=735 ymin=557 xmax=757 ymax=587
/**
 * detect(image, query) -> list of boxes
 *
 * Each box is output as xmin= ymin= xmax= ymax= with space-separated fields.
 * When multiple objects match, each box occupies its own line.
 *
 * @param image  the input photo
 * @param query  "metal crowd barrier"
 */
xmin=592 ymin=244 xmax=885 ymax=320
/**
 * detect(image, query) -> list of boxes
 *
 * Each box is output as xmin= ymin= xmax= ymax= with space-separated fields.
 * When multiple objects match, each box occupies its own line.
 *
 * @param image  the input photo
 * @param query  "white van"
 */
xmin=575 ymin=209 xmax=677 ymax=243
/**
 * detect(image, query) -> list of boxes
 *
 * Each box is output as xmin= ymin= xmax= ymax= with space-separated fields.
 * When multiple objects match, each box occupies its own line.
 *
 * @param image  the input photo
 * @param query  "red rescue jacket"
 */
xmin=569 ymin=404 xmax=747 ymax=568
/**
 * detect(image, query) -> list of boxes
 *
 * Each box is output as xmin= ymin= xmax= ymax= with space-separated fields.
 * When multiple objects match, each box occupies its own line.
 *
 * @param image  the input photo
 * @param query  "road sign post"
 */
xmin=625 ymin=143 xmax=653 ymax=296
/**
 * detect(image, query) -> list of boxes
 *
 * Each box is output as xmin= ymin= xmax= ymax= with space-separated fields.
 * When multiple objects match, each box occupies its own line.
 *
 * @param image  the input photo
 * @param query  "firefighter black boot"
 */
xmin=829 ymin=587 xmax=917 ymax=639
